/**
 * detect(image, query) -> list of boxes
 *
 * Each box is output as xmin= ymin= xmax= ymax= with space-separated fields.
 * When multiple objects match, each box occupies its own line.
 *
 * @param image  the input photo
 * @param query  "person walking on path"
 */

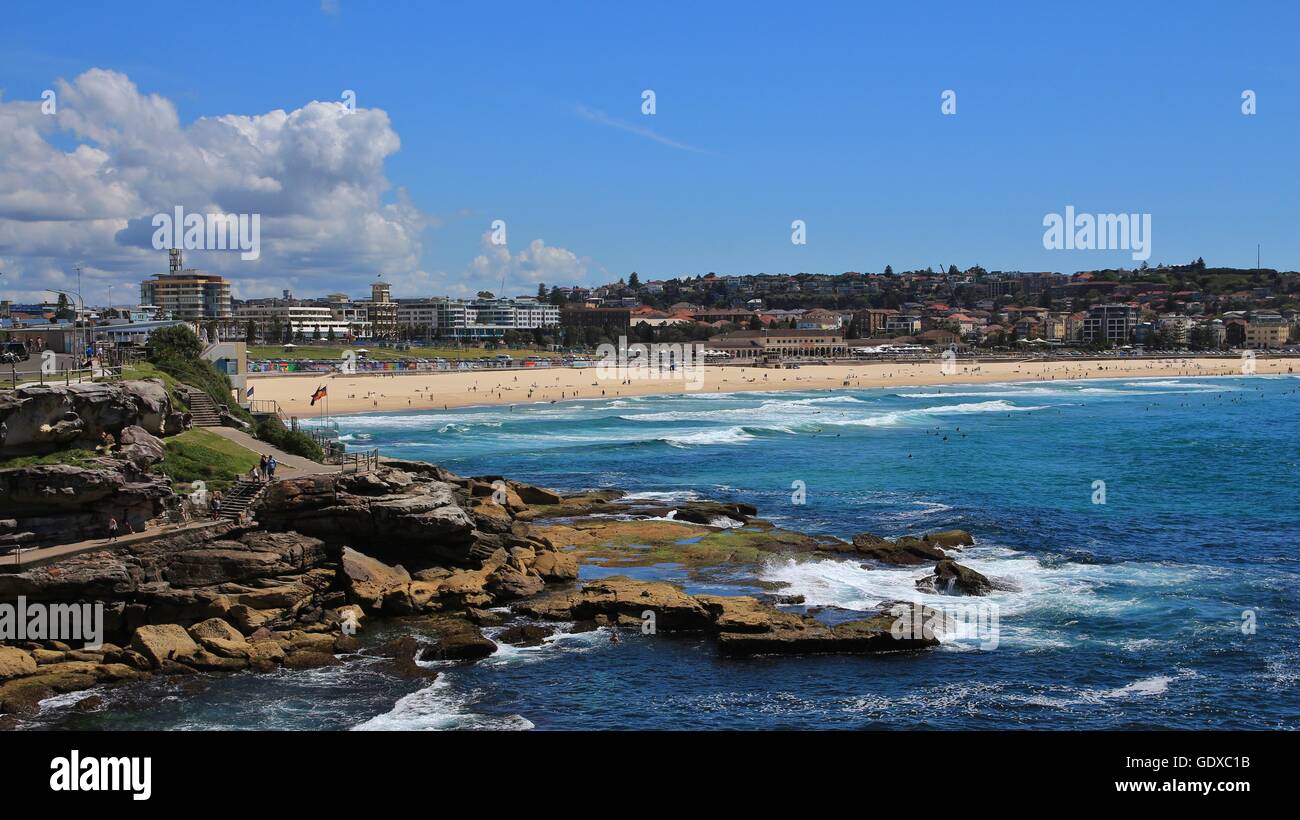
xmin=106 ymin=517 xmax=119 ymax=543
xmin=267 ymin=456 xmax=278 ymax=480
xmin=259 ymin=453 xmax=269 ymax=480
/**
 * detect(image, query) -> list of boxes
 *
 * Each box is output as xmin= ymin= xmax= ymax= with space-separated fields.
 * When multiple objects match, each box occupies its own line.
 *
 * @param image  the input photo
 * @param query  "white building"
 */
xmin=235 ymin=302 xmax=357 ymax=341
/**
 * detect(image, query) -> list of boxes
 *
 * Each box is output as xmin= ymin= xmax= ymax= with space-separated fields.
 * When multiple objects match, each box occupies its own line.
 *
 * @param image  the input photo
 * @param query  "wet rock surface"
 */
xmin=0 ymin=458 xmax=973 ymax=716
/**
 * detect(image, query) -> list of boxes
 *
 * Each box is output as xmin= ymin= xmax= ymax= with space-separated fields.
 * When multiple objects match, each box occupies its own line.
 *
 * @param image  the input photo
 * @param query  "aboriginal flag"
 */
xmin=310 ymin=385 xmax=327 ymax=406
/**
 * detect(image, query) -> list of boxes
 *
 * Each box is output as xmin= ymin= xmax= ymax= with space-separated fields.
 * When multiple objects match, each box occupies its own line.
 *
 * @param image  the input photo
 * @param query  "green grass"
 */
xmin=247 ymin=344 xmax=553 ymax=361
xmin=157 ymin=429 xmax=261 ymax=491
xmin=0 ymin=449 xmax=99 ymax=470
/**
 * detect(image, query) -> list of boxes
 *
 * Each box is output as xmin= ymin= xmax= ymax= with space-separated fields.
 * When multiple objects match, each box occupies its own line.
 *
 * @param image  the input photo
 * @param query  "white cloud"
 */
xmin=0 ymin=69 xmax=426 ymax=303
xmin=575 ymin=104 xmax=710 ymax=154
xmin=467 ymin=231 xmax=603 ymax=297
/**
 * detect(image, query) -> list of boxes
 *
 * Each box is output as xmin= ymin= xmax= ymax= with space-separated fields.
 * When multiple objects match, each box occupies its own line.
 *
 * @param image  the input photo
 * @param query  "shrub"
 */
xmin=254 ymin=417 xmax=324 ymax=463
xmin=145 ymin=325 xmax=252 ymax=423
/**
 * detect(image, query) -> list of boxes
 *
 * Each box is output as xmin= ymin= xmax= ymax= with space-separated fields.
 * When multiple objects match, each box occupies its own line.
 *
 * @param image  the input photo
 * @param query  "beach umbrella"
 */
xmin=283 ymin=343 xmax=297 ymax=349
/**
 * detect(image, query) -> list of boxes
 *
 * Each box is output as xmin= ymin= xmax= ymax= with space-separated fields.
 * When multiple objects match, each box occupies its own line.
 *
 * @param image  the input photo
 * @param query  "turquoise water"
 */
xmin=27 ymin=375 xmax=1300 ymax=729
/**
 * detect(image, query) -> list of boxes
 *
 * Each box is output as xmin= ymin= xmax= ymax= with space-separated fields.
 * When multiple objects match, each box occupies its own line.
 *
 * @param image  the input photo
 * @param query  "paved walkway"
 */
xmin=3 ymin=428 xmax=350 ymax=572
xmin=2 ymin=519 xmax=233 ymax=573
xmin=204 ymin=426 xmax=341 ymax=478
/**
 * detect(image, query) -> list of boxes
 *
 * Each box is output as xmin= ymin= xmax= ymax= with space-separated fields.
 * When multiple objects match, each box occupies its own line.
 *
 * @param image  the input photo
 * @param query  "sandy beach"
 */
xmin=248 ymin=355 xmax=1297 ymax=416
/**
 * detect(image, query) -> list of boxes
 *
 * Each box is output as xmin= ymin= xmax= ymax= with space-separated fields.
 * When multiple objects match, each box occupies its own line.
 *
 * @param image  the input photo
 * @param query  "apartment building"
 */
xmin=234 ymin=301 xmax=355 ymax=340
xmin=396 ymin=296 xmax=560 ymax=340
xmin=139 ymin=249 xmax=232 ymax=321
xmin=1081 ymin=303 xmax=1139 ymax=345
xmin=1245 ymin=311 xmax=1289 ymax=349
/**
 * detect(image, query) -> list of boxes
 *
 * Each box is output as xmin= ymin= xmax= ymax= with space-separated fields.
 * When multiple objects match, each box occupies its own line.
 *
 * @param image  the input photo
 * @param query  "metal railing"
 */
xmin=340 ymin=448 xmax=381 ymax=473
xmin=2 ymin=364 xmax=122 ymax=389
xmin=248 ymin=399 xmax=286 ymax=419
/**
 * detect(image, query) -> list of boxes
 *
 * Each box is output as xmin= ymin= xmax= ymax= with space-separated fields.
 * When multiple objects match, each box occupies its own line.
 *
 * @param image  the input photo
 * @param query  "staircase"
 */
xmin=185 ymin=387 xmax=222 ymax=427
xmin=219 ymin=478 xmax=267 ymax=521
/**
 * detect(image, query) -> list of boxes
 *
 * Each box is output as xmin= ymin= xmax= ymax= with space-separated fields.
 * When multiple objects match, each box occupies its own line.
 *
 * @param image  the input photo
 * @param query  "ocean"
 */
xmin=25 ymin=374 xmax=1300 ymax=730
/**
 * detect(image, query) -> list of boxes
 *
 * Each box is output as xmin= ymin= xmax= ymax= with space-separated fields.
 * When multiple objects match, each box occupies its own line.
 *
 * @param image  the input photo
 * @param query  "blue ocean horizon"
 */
xmin=28 ymin=374 xmax=1300 ymax=730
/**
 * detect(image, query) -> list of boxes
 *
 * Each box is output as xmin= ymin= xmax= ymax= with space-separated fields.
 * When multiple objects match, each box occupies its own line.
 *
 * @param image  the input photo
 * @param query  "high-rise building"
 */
xmin=139 ymin=249 xmax=233 ymax=321
xmin=1081 ymin=303 xmax=1138 ymax=345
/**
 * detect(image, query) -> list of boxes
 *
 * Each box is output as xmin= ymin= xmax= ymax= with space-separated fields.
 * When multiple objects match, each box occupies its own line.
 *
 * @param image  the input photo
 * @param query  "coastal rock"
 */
xmin=188 ymin=618 xmax=253 ymax=658
xmin=0 ymin=379 xmax=179 ymax=455
xmin=338 ymin=547 xmax=412 ymax=611
xmin=915 ymin=559 xmax=992 ymax=596
xmin=495 ymin=624 xmax=555 ymax=647
xmin=414 ymin=616 xmax=498 ymax=661
xmin=115 ymin=425 xmax=166 ymax=469
xmin=716 ymin=611 xmax=941 ymax=658
xmin=852 ymin=533 xmax=947 ymax=566
xmin=0 ymin=661 xmax=144 ymax=714
xmin=508 ymin=481 xmax=563 ymax=506
xmin=0 ymin=646 xmax=38 ymax=680
xmin=129 ymin=624 xmax=201 ymax=668
xmin=530 ymin=549 xmax=579 ymax=580
xmin=0 ymin=461 xmax=173 ymax=546
xmin=369 ymin=635 xmax=437 ymax=679
xmin=257 ymin=470 xmax=477 ymax=562
xmin=670 ymin=501 xmax=758 ymax=526
xmin=487 ymin=564 xmax=544 ymax=600
xmin=695 ymin=595 xmax=805 ymax=634
xmin=164 ymin=531 xmax=328 ymax=587
xmin=923 ymin=530 xmax=974 ymax=549
xmin=515 ymin=576 xmax=713 ymax=630
xmin=184 ymin=650 xmax=249 ymax=672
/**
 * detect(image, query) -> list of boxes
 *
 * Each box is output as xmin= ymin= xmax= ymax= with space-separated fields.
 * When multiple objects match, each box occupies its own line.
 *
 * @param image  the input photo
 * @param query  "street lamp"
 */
xmin=48 ymin=285 xmax=86 ymax=373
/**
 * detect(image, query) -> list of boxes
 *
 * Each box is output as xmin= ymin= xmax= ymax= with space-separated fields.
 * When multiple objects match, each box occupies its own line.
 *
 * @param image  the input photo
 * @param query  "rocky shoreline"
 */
xmin=1 ymin=388 xmax=991 ymax=723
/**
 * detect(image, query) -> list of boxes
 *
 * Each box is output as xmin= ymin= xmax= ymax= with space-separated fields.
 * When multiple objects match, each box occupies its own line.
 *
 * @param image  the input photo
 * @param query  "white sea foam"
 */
xmin=833 ymin=399 xmax=1049 ymax=428
xmin=622 ymin=490 xmax=703 ymax=502
xmin=663 ymin=427 xmax=756 ymax=447
xmin=760 ymin=546 xmax=1213 ymax=649
xmin=352 ymin=676 xmax=533 ymax=731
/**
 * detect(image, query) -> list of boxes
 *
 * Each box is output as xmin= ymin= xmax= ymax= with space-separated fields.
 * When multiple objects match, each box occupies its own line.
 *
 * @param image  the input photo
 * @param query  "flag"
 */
xmin=310 ymin=385 xmax=327 ymax=406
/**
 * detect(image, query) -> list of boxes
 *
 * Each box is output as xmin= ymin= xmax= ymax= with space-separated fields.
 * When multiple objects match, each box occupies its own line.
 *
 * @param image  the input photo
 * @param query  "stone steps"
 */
xmin=184 ymin=386 xmax=222 ymax=427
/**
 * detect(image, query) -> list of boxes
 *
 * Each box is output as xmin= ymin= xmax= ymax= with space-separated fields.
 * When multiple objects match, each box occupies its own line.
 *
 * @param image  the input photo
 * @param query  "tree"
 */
xmin=54 ymin=293 xmax=75 ymax=321
xmin=537 ymin=282 xmax=547 ymax=300
xmin=747 ymin=314 xmax=763 ymax=331
xmin=245 ymin=320 xmax=257 ymax=343
xmin=146 ymin=324 xmax=203 ymax=361
xmin=628 ymin=272 xmax=640 ymax=289
xmin=477 ymin=291 xmax=495 ymax=299
xmin=884 ymin=265 xmax=894 ymax=276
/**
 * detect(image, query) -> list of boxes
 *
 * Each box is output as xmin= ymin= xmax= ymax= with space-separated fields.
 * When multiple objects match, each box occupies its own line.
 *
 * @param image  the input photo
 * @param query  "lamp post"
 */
xmin=48 ymin=283 xmax=85 ymax=376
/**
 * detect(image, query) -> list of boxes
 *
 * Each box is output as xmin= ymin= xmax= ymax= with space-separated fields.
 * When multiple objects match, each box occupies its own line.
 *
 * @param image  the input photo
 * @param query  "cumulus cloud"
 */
xmin=467 ymin=231 xmax=604 ymax=297
xmin=0 ymin=69 xmax=426 ymax=302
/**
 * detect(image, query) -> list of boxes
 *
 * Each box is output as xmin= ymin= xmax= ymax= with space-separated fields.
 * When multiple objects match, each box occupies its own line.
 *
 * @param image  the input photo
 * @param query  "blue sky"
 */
xmin=1 ymin=0 xmax=1297 ymax=303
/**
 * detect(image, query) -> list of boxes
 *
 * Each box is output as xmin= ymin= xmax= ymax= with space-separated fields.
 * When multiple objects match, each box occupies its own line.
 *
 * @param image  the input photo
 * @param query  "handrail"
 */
xmin=340 ymin=447 xmax=380 ymax=473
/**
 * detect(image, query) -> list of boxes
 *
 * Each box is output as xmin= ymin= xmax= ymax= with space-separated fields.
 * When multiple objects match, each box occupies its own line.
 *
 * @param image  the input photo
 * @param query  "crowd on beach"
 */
xmin=251 ymin=355 xmax=1297 ymax=416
